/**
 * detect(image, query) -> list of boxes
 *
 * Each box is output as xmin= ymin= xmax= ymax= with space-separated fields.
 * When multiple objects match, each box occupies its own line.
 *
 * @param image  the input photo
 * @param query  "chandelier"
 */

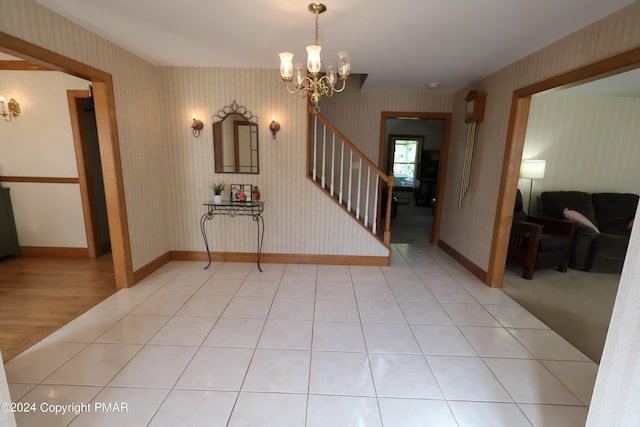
xmin=278 ymin=3 xmax=351 ymax=112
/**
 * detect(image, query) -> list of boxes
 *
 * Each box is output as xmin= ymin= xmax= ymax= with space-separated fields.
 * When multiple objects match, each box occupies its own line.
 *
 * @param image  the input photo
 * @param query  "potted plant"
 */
xmin=210 ymin=182 xmax=225 ymax=204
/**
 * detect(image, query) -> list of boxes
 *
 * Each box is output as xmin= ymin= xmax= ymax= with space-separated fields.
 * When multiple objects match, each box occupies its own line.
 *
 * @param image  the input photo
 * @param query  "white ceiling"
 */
xmin=27 ymin=0 xmax=637 ymax=91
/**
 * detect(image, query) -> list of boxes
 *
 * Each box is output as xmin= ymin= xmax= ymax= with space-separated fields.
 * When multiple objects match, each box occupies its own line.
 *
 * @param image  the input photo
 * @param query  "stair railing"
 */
xmin=308 ymin=107 xmax=395 ymax=246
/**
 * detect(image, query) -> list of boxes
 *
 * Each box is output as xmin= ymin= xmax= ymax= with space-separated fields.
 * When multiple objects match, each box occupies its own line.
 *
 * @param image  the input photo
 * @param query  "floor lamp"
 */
xmin=520 ymin=160 xmax=546 ymax=214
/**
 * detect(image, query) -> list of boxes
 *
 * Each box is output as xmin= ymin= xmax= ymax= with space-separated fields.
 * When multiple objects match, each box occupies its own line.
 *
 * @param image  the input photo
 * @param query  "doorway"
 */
xmin=68 ymin=90 xmax=111 ymax=257
xmin=488 ymin=46 xmax=640 ymax=287
xmin=487 ymin=48 xmax=640 ymax=362
xmin=379 ymin=112 xmax=452 ymax=246
xmin=0 ymin=31 xmax=133 ymax=288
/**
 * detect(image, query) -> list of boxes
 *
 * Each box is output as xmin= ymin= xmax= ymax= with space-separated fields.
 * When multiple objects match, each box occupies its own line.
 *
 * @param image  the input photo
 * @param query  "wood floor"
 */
xmin=0 ymin=255 xmax=117 ymax=362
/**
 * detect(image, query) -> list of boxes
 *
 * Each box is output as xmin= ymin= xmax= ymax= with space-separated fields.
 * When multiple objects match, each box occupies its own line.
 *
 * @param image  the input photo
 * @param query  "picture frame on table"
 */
xmin=230 ymin=184 xmax=252 ymax=202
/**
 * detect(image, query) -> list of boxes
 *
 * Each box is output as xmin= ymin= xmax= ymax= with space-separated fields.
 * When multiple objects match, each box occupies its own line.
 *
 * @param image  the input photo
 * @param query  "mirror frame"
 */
xmin=212 ymin=100 xmax=259 ymax=174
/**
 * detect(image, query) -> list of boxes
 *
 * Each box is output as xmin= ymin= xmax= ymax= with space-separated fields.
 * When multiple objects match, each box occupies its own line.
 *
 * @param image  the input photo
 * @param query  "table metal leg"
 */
xmin=253 ymin=213 xmax=264 ymax=272
xmin=200 ymin=212 xmax=213 ymax=269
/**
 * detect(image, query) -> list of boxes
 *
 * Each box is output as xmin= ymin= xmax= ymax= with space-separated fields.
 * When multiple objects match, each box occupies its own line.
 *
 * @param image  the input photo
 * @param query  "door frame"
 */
xmin=67 ymin=90 xmax=110 ymax=258
xmin=379 ymin=112 xmax=452 ymax=245
xmin=0 ymin=31 xmax=133 ymax=289
xmin=487 ymin=46 xmax=640 ymax=287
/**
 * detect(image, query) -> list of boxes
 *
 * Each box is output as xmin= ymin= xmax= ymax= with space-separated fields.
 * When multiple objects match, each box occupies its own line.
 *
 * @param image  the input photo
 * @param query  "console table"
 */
xmin=200 ymin=201 xmax=265 ymax=271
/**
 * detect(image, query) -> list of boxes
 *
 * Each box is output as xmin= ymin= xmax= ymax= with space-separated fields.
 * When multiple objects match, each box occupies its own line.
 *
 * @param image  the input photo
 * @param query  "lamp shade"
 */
xmin=520 ymin=160 xmax=546 ymax=179
xmin=306 ymin=45 xmax=322 ymax=74
xmin=279 ymin=52 xmax=294 ymax=81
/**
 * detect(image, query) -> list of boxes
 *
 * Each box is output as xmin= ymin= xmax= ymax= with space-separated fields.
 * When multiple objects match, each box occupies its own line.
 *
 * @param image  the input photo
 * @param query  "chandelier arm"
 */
xmin=315 ymin=75 xmax=348 ymax=97
xmin=329 ymin=78 xmax=349 ymax=94
xmin=282 ymin=76 xmax=315 ymax=94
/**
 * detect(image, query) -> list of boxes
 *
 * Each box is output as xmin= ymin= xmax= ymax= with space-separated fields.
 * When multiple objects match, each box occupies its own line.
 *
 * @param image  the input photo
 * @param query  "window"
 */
xmin=390 ymin=137 xmax=421 ymax=188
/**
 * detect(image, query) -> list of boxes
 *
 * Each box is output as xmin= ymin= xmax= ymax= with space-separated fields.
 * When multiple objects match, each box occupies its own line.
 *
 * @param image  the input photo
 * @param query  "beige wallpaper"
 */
xmin=1 ymin=0 xmax=388 ymax=263
xmin=520 ymin=93 xmax=640 ymax=214
xmin=321 ymin=85 xmax=454 ymax=162
xmin=1 ymin=0 xmax=173 ymax=268
xmin=3 ymin=0 xmax=640 ymax=269
xmin=440 ymin=1 xmax=640 ymax=270
xmin=158 ymin=66 xmax=388 ymax=257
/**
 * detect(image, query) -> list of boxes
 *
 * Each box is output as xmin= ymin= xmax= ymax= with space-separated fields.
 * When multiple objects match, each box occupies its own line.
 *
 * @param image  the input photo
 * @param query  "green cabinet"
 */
xmin=0 ymin=188 xmax=20 ymax=258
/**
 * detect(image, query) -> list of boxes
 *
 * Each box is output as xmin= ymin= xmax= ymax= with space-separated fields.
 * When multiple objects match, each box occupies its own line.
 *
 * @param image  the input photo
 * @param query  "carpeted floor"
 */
xmin=502 ymin=266 xmax=619 ymax=363
xmin=391 ymin=204 xmax=620 ymax=364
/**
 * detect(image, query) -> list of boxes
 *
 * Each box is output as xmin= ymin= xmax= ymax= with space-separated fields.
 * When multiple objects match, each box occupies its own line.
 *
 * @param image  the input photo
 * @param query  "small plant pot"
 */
xmin=213 ymin=194 xmax=222 ymax=204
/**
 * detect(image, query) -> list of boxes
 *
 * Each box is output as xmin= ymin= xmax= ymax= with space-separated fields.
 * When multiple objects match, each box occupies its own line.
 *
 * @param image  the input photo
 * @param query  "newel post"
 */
xmin=383 ymin=172 xmax=395 ymax=246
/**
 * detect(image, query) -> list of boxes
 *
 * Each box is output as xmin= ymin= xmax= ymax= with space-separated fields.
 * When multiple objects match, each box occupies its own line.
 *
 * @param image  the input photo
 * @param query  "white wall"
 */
xmin=0 ymin=69 xmax=89 ymax=248
xmin=520 ymin=93 xmax=640 ymax=213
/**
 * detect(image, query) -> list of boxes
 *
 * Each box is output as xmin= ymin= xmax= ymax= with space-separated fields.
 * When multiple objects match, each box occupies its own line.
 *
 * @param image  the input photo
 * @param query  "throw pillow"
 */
xmin=629 ymin=218 xmax=634 ymax=231
xmin=563 ymin=208 xmax=601 ymax=234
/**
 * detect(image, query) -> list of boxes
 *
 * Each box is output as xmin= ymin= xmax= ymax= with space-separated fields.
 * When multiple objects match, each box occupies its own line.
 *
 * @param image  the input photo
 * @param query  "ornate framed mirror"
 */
xmin=212 ymin=101 xmax=259 ymax=174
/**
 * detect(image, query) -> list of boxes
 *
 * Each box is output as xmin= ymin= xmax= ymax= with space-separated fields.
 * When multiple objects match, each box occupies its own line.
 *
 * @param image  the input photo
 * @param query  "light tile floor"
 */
xmin=4 ymin=243 xmax=596 ymax=426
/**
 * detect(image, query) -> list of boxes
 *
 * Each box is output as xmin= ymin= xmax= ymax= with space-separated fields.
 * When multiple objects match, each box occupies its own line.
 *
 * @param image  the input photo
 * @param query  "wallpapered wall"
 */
xmin=440 ymin=2 xmax=640 ymax=271
xmin=520 ymin=93 xmax=640 ymax=214
xmin=1 ymin=0 xmax=169 ymax=269
xmin=320 ymin=85 xmax=454 ymax=162
xmin=3 ymin=0 xmax=640 ymax=270
xmin=0 ymin=0 xmax=388 ymax=266
xmin=157 ymin=66 xmax=388 ymax=257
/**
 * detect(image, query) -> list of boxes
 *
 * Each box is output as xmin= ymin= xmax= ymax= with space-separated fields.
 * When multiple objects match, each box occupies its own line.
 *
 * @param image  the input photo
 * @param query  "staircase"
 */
xmin=307 ymin=107 xmax=395 ymax=246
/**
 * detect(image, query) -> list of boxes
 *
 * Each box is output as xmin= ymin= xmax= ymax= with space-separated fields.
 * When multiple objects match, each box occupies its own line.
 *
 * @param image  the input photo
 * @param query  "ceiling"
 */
xmin=24 ymin=0 xmax=638 ymax=92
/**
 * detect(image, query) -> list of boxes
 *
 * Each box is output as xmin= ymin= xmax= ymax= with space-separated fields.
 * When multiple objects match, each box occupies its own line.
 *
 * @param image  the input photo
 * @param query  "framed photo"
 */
xmin=230 ymin=184 xmax=252 ymax=202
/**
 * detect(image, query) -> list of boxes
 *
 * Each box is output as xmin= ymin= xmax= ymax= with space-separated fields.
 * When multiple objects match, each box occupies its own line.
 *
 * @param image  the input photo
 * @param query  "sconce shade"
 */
xmin=520 ymin=160 xmax=546 ymax=179
xmin=269 ymin=117 xmax=281 ymax=139
xmin=191 ymin=115 xmax=204 ymax=138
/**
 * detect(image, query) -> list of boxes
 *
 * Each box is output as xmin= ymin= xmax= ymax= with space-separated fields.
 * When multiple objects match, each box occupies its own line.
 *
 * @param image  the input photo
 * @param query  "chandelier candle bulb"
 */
xmin=338 ymin=51 xmax=351 ymax=77
xmin=294 ymin=64 xmax=304 ymax=87
xmin=326 ymin=63 xmax=337 ymax=84
xmin=0 ymin=95 xmax=4 ymax=113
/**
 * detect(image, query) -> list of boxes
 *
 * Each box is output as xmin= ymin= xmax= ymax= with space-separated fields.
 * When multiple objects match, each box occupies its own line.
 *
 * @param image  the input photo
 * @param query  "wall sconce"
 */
xmin=191 ymin=114 xmax=204 ymax=138
xmin=269 ymin=116 xmax=280 ymax=140
xmin=0 ymin=95 xmax=21 ymax=122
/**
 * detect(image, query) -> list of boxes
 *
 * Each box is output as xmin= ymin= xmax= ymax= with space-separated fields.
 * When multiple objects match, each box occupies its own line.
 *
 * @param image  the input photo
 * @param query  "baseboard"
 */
xmin=437 ymin=239 xmax=489 ymax=285
xmin=132 ymin=252 xmax=172 ymax=283
xmin=170 ymin=251 xmax=391 ymax=266
xmin=20 ymin=246 xmax=88 ymax=258
xmin=131 ymin=250 xmax=390 ymax=287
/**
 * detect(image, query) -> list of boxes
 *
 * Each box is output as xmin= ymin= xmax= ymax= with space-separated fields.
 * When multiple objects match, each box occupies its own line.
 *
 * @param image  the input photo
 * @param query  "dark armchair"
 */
xmin=507 ymin=190 xmax=576 ymax=279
